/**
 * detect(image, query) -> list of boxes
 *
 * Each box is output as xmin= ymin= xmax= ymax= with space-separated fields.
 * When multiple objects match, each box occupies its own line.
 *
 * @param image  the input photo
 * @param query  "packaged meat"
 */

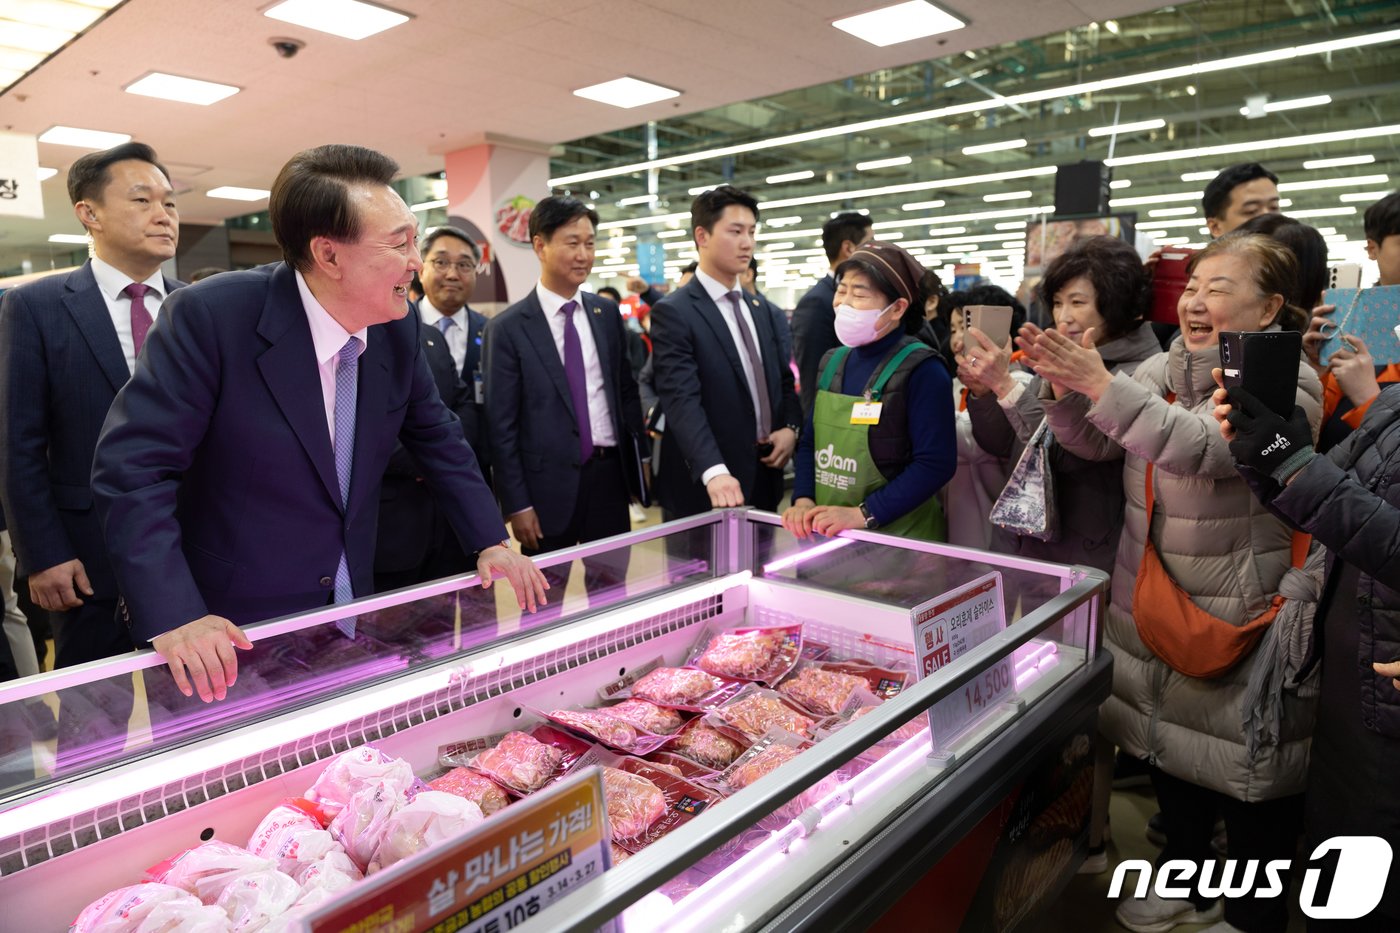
xmin=543 ymin=708 xmax=671 ymax=755
xmin=611 ymin=757 xmax=720 ymax=854
xmin=609 ymin=843 xmax=632 ymax=865
xmin=645 ymin=750 xmax=719 ymax=781
xmin=304 ymin=745 xmax=415 ymax=820
xmin=668 ymin=720 xmax=748 ymax=770
xmin=292 ymin=847 xmax=362 ymax=894
xmin=688 ymin=624 xmax=802 ymax=683
xmin=70 ymin=883 xmax=226 ymax=933
xmin=437 ymin=733 xmax=505 ymax=770
xmin=212 ymin=868 xmax=300 ymax=932
xmin=708 ymin=686 xmax=817 ymax=739
xmin=246 ymin=800 xmax=336 ymax=875
xmin=149 ymin=840 xmax=276 ymax=901
xmin=626 ymin=667 xmax=746 ymax=711
xmin=778 ymin=666 xmax=872 ymax=716
xmin=602 ymin=767 xmax=667 ymax=841
xmin=706 ymin=729 xmax=838 ymax=825
xmin=728 ymin=743 xmax=800 ymax=791
xmin=328 ymin=781 xmax=402 ymax=871
xmin=601 ymin=698 xmax=686 ymax=735
xmin=597 ymin=657 xmax=664 ymax=703
xmin=428 ymin=767 xmax=510 ymax=815
xmin=468 ymin=726 xmax=589 ymax=796
xmin=369 ymin=791 xmax=485 ymax=873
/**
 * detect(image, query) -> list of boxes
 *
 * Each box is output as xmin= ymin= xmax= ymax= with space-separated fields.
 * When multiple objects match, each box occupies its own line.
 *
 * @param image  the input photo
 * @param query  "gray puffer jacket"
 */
xmin=1044 ymin=336 xmax=1323 ymax=802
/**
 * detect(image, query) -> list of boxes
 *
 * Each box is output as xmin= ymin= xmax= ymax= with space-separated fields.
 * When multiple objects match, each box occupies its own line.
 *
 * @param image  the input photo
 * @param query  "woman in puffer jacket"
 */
xmin=1217 ymin=372 xmax=1400 ymax=931
xmin=1022 ymin=233 xmax=1322 ymax=933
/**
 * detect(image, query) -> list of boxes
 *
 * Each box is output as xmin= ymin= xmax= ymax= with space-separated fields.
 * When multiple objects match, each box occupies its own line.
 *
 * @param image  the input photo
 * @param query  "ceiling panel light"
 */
xmin=657 ymin=229 xmax=688 ymax=238
xmin=994 ymin=222 xmax=1026 ymax=230
xmin=1149 ymin=206 xmax=1198 ymax=217
xmin=875 ymin=232 xmax=904 ymax=240
xmin=263 ymin=0 xmax=410 ymax=40
xmin=617 ymin=193 xmax=658 ymax=206
xmin=764 ymin=165 xmax=1057 ymax=211
xmin=764 ymin=216 xmax=805 ymax=227
xmin=1088 ymin=118 xmax=1165 ymax=137
xmin=832 ymin=1 xmax=965 ymax=48
xmin=902 ymin=199 xmax=945 ymax=212
xmin=856 ymin=155 xmax=912 ymax=171
xmin=1239 ymin=95 xmax=1331 ymax=116
xmin=1126 ymin=217 xmax=1204 ymax=229
xmin=1181 ymin=170 xmax=1220 ymax=182
xmin=1108 ymin=125 xmax=1400 ymax=168
xmin=962 ymin=139 xmax=1027 ymax=155
xmin=1287 ymin=207 xmax=1358 ymax=219
xmin=573 ymin=76 xmax=680 ymax=109
xmin=207 ymin=186 xmax=271 ymax=201
xmin=3 ymin=20 xmax=76 ymax=54
xmin=927 ymin=227 xmax=967 ymax=236
xmin=687 ymin=184 xmax=718 ymax=196
xmin=765 ymin=170 xmax=815 ymax=184
xmin=37 ymin=166 xmax=58 ymax=181
xmin=598 ymin=211 xmax=689 ymax=231
xmin=38 ymin=125 xmax=131 ymax=149
xmin=48 ymin=233 xmax=89 ymax=244
xmin=1278 ymin=174 xmax=1389 ymax=192
xmin=124 ymin=72 xmax=240 ymax=105
xmin=757 ymin=228 xmax=820 ymax=241
xmin=1302 ymin=155 xmax=1375 ymax=170
xmin=1338 ymin=190 xmax=1393 ymax=203
xmin=1110 ymin=179 xmax=1132 ymax=189
xmin=984 ymin=190 xmax=1032 ymax=201
xmin=1109 ymin=191 xmax=1200 ymax=207
xmin=408 ymin=197 xmax=447 ymax=211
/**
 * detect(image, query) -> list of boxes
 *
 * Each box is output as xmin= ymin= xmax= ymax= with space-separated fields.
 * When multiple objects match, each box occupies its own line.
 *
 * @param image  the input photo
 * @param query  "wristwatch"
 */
xmin=858 ymin=502 xmax=879 ymax=530
xmin=786 ymin=423 xmax=802 ymax=440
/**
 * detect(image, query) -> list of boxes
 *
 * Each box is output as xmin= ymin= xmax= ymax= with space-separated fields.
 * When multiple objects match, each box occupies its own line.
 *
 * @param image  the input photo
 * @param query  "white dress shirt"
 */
xmin=295 ymin=271 xmax=368 ymax=447
xmin=89 ymin=255 xmax=167 ymax=376
xmin=694 ymin=267 xmax=766 ymax=485
xmin=416 ymin=296 xmax=468 ymax=374
xmin=534 ymin=282 xmax=617 ymax=447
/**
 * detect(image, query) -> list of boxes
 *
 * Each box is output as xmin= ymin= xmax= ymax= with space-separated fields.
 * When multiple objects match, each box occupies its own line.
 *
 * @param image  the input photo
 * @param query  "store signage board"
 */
xmin=909 ymin=571 xmax=1015 ymax=752
xmin=301 ymin=767 xmax=614 ymax=933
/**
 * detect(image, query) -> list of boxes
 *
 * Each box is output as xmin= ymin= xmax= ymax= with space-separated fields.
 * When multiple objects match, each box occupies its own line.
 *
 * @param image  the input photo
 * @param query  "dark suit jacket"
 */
xmin=375 ymin=321 xmax=475 ymax=574
xmin=649 ymin=277 xmax=800 ymax=517
xmin=791 ymin=274 xmax=838 ymax=419
xmin=483 ymin=290 xmax=645 ymax=537
xmin=0 ymin=261 xmax=184 ymax=597
xmin=410 ymin=300 xmax=490 ymax=476
xmin=91 ymin=262 xmax=506 ymax=641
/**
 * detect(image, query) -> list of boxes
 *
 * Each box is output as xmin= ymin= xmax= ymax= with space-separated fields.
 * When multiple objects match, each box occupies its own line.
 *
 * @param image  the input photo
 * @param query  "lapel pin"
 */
xmin=592 ymin=306 xmax=601 ymax=315
xmin=750 ymin=298 xmax=759 ymax=307
xmin=427 ymin=339 xmax=436 ymax=346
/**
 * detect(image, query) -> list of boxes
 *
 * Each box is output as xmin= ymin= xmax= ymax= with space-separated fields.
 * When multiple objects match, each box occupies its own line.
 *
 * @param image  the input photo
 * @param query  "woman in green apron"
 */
xmin=782 ymin=241 xmax=956 ymax=542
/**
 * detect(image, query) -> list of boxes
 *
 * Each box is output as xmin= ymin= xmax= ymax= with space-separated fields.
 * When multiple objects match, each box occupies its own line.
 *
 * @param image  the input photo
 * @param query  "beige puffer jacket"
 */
xmin=1044 ymin=336 xmax=1322 ymax=802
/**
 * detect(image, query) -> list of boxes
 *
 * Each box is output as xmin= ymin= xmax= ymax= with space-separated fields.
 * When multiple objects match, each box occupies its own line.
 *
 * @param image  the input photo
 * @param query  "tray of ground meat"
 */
xmin=602 ymin=698 xmax=687 ymax=735
xmin=544 ymin=708 xmax=672 ymax=755
xmin=627 ymin=667 xmax=746 ymax=710
xmin=778 ymin=667 xmax=873 ymax=716
xmin=428 ymin=768 xmax=511 ymax=816
xmin=689 ymin=625 xmax=803 ymax=683
xmin=710 ymin=687 xmax=817 ymax=739
xmin=602 ymin=767 xmax=668 ymax=840
xmin=669 ymin=721 xmax=748 ymax=770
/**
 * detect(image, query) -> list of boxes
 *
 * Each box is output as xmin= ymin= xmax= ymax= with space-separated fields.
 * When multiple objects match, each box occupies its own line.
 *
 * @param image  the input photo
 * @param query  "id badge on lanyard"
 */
xmin=851 ymin=400 xmax=882 ymax=424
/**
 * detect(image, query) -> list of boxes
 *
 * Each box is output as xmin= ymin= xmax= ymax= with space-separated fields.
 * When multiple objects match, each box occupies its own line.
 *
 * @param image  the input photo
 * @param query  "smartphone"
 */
xmin=967 ymin=305 xmax=1013 ymax=349
xmin=1328 ymin=263 xmax=1363 ymax=290
xmin=1150 ymin=248 xmax=1196 ymax=324
xmin=1220 ymin=330 xmax=1303 ymax=419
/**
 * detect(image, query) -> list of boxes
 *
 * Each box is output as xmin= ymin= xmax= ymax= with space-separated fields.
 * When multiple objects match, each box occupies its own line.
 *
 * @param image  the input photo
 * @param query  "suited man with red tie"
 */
xmin=483 ymin=196 xmax=646 ymax=602
xmin=0 ymin=143 xmax=182 ymax=752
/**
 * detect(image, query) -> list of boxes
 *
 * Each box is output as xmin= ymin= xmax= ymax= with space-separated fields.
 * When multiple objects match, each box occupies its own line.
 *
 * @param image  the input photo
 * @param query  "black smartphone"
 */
xmin=1219 ymin=330 xmax=1302 ymax=419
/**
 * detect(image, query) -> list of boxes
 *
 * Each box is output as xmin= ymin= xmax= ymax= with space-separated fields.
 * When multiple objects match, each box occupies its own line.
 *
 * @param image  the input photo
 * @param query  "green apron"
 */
xmin=813 ymin=344 xmax=946 ymax=541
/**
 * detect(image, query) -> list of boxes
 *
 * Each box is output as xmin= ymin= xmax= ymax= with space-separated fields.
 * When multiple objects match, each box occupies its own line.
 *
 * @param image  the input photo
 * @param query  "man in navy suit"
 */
xmin=650 ymin=186 xmax=802 ymax=518
xmin=484 ymin=196 xmax=646 ymax=601
xmin=791 ymin=212 xmax=871 ymax=419
xmin=0 ymin=142 xmax=183 ymax=753
xmin=92 ymin=145 xmax=546 ymax=704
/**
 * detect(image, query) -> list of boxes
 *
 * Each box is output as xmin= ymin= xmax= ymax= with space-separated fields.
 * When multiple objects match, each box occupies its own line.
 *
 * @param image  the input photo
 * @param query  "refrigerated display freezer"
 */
xmin=0 ymin=510 xmax=1108 ymax=932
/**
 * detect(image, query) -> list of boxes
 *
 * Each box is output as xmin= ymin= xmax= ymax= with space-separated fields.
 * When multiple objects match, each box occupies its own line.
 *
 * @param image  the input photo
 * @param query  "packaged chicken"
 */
xmin=624 ymin=667 xmax=746 ymax=711
xmin=600 ymin=698 xmax=687 ymax=735
xmin=668 ymin=720 xmax=748 ymax=770
xmin=304 ymin=745 xmax=415 ymax=820
xmin=70 ymin=883 xmax=226 ymax=933
xmin=602 ymin=767 xmax=668 ymax=841
xmin=645 ymin=750 xmax=720 ymax=781
xmin=369 ymin=791 xmax=485 ymax=873
xmin=708 ymin=686 xmax=817 ymax=739
xmin=814 ymin=701 xmax=926 ymax=762
xmin=778 ymin=666 xmax=872 ymax=716
xmin=610 ymin=757 xmax=720 ymax=854
xmin=148 ymin=840 xmax=275 ymax=901
xmin=292 ymin=847 xmax=362 ymax=894
xmin=328 ymin=781 xmax=402 ymax=871
xmin=609 ymin=843 xmax=632 ymax=865
xmin=468 ymin=726 xmax=590 ymax=796
xmin=428 ymin=767 xmax=510 ymax=815
xmin=212 ymin=868 xmax=300 ymax=932
xmin=246 ymin=799 xmax=336 ymax=875
xmin=687 ymin=624 xmax=803 ymax=683
xmin=543 ymin=708 xmax=671 ymax=755
xmin=706 ymin=729 xmax=839 ymax=825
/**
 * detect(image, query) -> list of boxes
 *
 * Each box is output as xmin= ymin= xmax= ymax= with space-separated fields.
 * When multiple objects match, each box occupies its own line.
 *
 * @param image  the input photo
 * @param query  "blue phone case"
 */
xmin=1319 ymin=286 xmax=1400 ymax=366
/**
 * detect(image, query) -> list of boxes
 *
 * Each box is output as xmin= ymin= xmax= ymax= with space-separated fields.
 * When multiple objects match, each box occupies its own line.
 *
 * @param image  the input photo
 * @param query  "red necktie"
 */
xmin=124 ymin=282 xmax=153 ymax=360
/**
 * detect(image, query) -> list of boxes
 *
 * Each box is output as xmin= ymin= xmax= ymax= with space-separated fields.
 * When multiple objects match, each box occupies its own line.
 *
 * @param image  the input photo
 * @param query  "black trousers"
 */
xmin=1150 ymin=764 xmax=1304 ymax=933
xmin=522 ymin=454 xmax=632 ymax=612
xmin=50 ymin=596 xmax=135 ymax=772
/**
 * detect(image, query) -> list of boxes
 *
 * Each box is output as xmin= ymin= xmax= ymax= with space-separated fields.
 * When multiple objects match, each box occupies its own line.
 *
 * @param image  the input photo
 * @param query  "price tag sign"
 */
xmin=909 ymin=572 xmax=1015 ymax=750
xmin=302 ymin=768 xmax=614 ymax=933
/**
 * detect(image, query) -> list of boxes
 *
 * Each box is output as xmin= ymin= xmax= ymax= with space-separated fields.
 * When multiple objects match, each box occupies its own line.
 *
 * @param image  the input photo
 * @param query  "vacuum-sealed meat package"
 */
xmin=600 ymin=698 xmax=687 ymax=735
xmin=688 ymin=625 xmax=803 ymax=683
xmin=708 ymin=686 xmax=817 ymax=739
xmin=428 ymin=767 xmax=510 ymax=815
xmin=468 ymin=726 xmax=590 ymax=796
xmin=625 ymin=667 xmax=746 ymax=711
xmin=668 ymin=719 xmax=749 ymax=770
xmin=70 ymin=883 xmax=227 ymax=933
xmin=304 ymin=745 xmax=415 ymax=820
xmin=777 ymin=666 xmax=872 ymax=716
xmin=705 ymin=729 xmax=839 ymax=825
xmin=609 ymin=757 xmax=720 ymax=854
xmin=601 ymin=767 xmax=668 ymax=841
xmin=369 ymin=791 xmax=485 ymax=873
xmin=644 ymin=750 xmax=720 ymax=781
xmin=542 ymin=708 xmax=671 ymax=755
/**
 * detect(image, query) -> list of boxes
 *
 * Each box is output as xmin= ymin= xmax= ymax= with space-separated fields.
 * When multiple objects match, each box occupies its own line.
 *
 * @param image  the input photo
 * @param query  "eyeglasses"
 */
xmin=428 ymin=257 xmax=477 ymax=274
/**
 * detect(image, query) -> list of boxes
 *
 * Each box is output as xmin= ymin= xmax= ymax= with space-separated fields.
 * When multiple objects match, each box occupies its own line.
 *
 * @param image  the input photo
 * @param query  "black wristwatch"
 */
xmin=785 ymin=423 xmax=801 ymax=440
xmin=858 ymin=502 xmax=879 ymax=530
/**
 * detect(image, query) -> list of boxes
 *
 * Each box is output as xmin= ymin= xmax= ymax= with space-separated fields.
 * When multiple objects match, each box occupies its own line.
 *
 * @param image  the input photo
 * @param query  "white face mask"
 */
xmin=834 ymin=302 xmax=894 ymax=347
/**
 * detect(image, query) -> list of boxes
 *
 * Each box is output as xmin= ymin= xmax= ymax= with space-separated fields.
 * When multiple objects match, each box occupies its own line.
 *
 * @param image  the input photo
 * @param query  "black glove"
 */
xmin=1225 ymin=386 xmax=1314 ymax=484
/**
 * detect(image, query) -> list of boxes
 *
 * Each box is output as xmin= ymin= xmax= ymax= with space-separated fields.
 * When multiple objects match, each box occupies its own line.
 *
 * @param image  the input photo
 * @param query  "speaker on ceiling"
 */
xmin=1054 ymin=160 xmax=1112 ymax=216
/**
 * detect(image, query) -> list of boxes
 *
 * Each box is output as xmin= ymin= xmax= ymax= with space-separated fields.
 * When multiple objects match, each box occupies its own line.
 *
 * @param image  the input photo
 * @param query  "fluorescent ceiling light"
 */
xmin=766 ymin=170 xmax=814 ymax=184
xmin=1180 ymin=170 xmax=1219 ymax=182
xmin=875 ymin=232 xmax=904 ymax=240
xmin=2 ymin=21 xmax=76 ymax=54
xmin=124 ymin=72 xmax=240 ymax=105
xmin=618 ymin=193 xmax=658 ymax=206
xmin=1303 ymin=155 xmax=1375 ymax=170
xmin=832 ymin=1 xmax=965 ymax=48
xmin=1088 ymin=118 xmax=1165 ymax=137
xmin=757 ymin=228 xmax=819 ymax=241
xmin=409 ymin=197 xmax=448 ymax=211
xmin=856 ymin=155 xmax=912 ymax=171
xmin=962 ymin=139 xmax=1027 ymax=155
xmin=830 ymin=209 xmax=870 ymax=217
xmin=1132 ymin=217 xmax=1205 ymax=229
xmin=1338 ymin=190 xmax=1393 ymax=203
xmin=37 ymin=166 xmax=58 ymax=181
xmin=657 ymin=229 xmax=688 ymax=238
xmin=764 ymin=216 xmax=805 ymax=227
xmin=927 ymin=227 xmax=967 ymax=236
xmin=207 ymin=186 xmax=271 ymax=201
xmin=549 ymin=28 xmax=1400 ymax=187
xmin=573 ymin=76 xmax=680 ymax=109
xmin=872 ymin=205 xmax=1052 ymax=232
xmin=38 ymin=125 xmax=131 ymax=149
xmin=1277 ymin=173 xmax=1389 ymax=192
xmin=49 ymin=233 xmax=89 ymax=244
xmin=1287 ymin=206 xmax=1358 ymax=219
xmin=983 ymin=190 xmax=1032 ymax=201
xmin=1109 ymin=191 xmax=1199 ymax=207
xmin=599 ymin=211 xmax=690 ymax=231
xmin=902 ymin=199 xmax=945 ymax=211
xmin=1238 ymin=94 xmax=1331 ymax=116
xmin=606 ymin=234 xmax=637 ymax=243
xmin=687 ymin=184 xmax=718 ymax=196
xmin=1148 ymin=206 xmax=1198 ymax=217
xmin=263 ymin=0 xmax=410 ymax=40
xmin=762 ymin=164 xmax=1056 ymax=211
xmin=1106 ymin=124 xmax=1400 ymax=167
xmin=994 ymin=221 xmax=1027 ymax=230
xmin=1109 ymin=179 xmax=1131 ymax=189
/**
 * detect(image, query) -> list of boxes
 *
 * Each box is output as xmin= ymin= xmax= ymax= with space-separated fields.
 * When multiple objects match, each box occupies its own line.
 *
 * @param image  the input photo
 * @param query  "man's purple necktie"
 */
xmin=124 ymin=282 xmax=152 ymax=360
xmin=561 ymin=300 xmax=593 ymax=462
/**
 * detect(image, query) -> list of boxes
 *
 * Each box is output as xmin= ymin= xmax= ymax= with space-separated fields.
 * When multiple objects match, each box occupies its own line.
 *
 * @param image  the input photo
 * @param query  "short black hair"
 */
xmin=597 ymin=286 xmax=622 ymax=302
xmin=833 ymin=256 xmax=946 ymax=336
xmin=1202 ymin=163 xmax=1278 ymax=221
xmin=422 ymin=224 xmax=479 ymax=260
xmin=963 ymin=284 xmax=1029 ymax=337
xmin=1236 ymin=213 xmax=1327 ymax=311
xmin=747 ymin=257 xmax=759 ymax=275
xmin=1364 ymin=191 xmax=1400 ymax=243
xmin=528 ymin=195 xmax=599 ymax=242
xmin=691 ymin=185 xmax=759 ymax=236
xmin=269 ymin=144 xmax=400 ymax=272
xmin=1035 ymin=235 xmax=1148 ymax=342
xmin=822 ymin=212 xmax=873 ymax=262
xmin=681 ymin=261 xmax=698 ymax=275
xmin=67 ymin=141 xmax=170 ymax=205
